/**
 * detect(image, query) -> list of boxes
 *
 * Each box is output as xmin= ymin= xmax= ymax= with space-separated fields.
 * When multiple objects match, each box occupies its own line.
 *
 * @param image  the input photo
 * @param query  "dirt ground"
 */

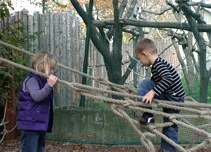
xmin=0 ymin=139 xmax=211 ymax=152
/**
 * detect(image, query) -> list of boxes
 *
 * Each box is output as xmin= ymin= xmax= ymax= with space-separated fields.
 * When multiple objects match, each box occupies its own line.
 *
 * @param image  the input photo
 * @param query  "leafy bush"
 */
xmin=0 ymin=1 xmax=30 ymax=104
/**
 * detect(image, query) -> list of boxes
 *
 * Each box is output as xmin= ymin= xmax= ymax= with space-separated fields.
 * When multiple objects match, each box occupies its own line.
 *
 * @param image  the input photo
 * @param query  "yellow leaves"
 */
xmin=46 ymin=0 xmax=89 ymax=12
xmin=94 ymin=0 xmax=113 ymax=19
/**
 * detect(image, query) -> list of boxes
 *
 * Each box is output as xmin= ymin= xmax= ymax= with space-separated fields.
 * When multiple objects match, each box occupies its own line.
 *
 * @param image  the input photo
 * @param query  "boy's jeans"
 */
xmin=21 ymin=130 xmax=46 ymax=152
xmin=138 ymin=78 xmax=184 ymax=152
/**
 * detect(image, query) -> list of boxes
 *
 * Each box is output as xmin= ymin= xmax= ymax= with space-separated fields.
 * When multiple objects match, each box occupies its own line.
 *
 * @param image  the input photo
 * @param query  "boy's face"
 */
xmin=136 ymin=51 xmax=151 ymax=67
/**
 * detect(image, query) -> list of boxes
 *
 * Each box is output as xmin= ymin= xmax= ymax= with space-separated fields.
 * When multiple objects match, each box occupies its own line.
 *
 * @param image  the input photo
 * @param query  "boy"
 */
xmin=135 ymin=38 xmax=185 ymax=152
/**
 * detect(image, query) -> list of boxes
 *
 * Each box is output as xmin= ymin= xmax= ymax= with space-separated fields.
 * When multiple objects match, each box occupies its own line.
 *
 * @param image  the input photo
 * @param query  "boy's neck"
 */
xmin=149 ymin=54 xmax=158 ymax=65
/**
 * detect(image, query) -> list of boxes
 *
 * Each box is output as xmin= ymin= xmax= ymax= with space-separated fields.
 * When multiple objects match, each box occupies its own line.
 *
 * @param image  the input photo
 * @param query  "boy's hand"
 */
xmin=47 ymin=74 xmax=58 ymax=87
xmin=142 ymin=90 xmax=156 ymax=104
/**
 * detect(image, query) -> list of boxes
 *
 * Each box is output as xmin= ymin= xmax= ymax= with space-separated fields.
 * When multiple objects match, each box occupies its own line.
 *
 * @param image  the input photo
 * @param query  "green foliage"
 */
xmin=0 ymin=1 xmax=30 ymax=104
xmin=0 ymin=1 xmax=13 ymax=22
xmin=52 ymin=0 xmax=68 ymax=8
xmin=182 ymin=78 xmax=211 ymax=103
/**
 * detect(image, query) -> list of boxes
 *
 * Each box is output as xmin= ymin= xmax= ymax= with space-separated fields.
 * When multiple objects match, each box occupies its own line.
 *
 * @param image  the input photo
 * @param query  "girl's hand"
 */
xmin=47 ymin=74 xmax=58 ymax=87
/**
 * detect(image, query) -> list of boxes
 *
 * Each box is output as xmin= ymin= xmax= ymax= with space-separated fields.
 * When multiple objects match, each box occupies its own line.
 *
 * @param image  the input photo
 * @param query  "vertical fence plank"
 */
xmin=61 ymin=12 xmax=67 ymax=108
xmin=49 ymin=12 xmax=55 ymax=54
xmin=21 ymin=10 xmax=29 ymax=50
xmin=39 ymin=14 xmax=46 ymax=50
xmin=66 ymin=13 xmax=72 ymax=107
xmin=45 ymin=11 xmax=50 ymax=52
xmin=53 ymin=13 xmax=60 ymax=107
xmin=33 ymin=12 xmax=39 ymax=52
xmin=28 ymin=14 xmax=33 ymax=52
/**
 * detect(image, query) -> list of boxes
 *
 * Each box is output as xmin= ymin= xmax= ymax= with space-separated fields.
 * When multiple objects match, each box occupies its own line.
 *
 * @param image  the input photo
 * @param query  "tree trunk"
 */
xmin=5 ymin=66 xmax=17 ymax=140
xmin=111 ymin=0 xmax=123 ymax=85
xmin=172 ymin=38 xmax=195 ymax=96
xmin=79 ymin=0 xmax=93 ymax=107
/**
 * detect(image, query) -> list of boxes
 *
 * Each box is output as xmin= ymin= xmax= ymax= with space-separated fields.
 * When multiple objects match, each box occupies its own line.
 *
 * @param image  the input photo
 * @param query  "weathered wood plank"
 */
xmin=33 ymin=12 xmax=39 ymax=52
xmin=39 ymin=14 xmax=46 ymax=50
xmin=45 ymin=11 xmax=50 ymax=52
xmin=53 ymin=13 xmax=61 ymax=107
xmin=28 ymin=14 xmax=34 ymax=52
xmin=49 ymin=12 xmax=54 ymax=54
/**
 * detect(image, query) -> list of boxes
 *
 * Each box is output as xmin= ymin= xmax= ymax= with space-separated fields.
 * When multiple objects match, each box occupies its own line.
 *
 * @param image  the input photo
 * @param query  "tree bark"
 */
xmin=111 ymin=0 xmax=122 ymax=85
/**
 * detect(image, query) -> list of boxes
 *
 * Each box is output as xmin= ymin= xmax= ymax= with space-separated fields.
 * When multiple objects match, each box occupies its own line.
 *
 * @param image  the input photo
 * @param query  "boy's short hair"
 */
xmin=135 ymin=38 xmax=157 ymax=54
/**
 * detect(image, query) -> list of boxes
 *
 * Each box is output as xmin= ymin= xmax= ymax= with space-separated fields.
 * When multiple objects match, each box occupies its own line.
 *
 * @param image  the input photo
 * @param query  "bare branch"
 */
xmin=123 ymin=28 xmax=148 ymax=36
xmin=119 ymin=0 xmax=128 ymax=17
xmin=166 ymin=0 xmax=179 ymax=12
xmin=142 ymin=7 xmax=172 ymax=15
xmin=178 ymin=2 xmax=205 ymax=24
xmin=124 ymin=0 xmax=137 ymax=18
xmin=187 ymin=2 xmax=211 ymax=8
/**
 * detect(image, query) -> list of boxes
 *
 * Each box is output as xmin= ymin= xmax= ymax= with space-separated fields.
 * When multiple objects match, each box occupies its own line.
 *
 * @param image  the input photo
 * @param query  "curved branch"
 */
xmin=70 ymin=0 xmax=88 ymax=24
xmin=142 ymin=7 xmax=172 ymax=15
xmin=70 ymin=0 xmax=110 ymax=59
xmin=166 ymin=0 xmax=179 ymax=12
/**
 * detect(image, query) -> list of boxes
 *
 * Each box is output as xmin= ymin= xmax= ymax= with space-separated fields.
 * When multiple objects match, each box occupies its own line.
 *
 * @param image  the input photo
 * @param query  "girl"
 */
xmin=17 ymin=52 xmax=58 ymax=152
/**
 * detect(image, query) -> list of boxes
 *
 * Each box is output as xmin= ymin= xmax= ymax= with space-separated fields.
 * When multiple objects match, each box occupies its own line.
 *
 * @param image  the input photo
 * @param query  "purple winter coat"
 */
xmin=17 ymin=72 xmax=54 ymax=132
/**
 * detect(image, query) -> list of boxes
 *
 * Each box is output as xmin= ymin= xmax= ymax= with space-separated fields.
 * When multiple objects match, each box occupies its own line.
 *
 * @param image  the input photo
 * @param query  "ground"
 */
xmin=0 ymin=139 xmax=211 ymax=152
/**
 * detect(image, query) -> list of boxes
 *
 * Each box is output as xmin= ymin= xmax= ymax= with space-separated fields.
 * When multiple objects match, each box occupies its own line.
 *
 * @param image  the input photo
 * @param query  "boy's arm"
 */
xmin=26 ymin=77 xmax=53 ymax=102
xmin=143 ymin=65 xmax=173 ymax=104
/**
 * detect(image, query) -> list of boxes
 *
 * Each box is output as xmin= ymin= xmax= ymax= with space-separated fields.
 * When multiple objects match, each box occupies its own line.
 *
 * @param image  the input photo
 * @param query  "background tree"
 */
xmin=69 ymin=0 xmax=211 ymax=103
xmin=0 ymin=0 xmax=31 ymax=140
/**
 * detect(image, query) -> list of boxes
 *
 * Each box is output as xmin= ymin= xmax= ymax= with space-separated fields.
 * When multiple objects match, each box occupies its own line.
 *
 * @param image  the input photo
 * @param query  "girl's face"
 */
xmin=46 ymin=65 xmax=56 ymax=75
xmin=46 ymin=57 xmax=57 ymax=75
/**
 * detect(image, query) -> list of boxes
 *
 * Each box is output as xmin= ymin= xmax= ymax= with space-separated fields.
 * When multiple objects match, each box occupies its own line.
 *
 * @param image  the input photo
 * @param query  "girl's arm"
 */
xmin=26 ymin=77 xmax=53 ymax=102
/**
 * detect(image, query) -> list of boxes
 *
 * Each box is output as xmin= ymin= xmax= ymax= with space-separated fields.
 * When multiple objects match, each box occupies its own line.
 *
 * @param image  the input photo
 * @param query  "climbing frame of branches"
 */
xmin=0 ymin=41 xmax=211 ymax=152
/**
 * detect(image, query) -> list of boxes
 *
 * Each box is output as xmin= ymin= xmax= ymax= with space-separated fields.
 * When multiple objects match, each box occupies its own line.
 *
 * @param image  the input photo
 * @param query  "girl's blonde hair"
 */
xmin=32 ymin=51 xmax=57 ymax=75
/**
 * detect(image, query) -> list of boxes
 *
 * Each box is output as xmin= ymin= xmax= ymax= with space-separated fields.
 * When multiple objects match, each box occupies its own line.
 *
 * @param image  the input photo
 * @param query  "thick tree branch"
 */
xmin=107 ymin=0 xmax=128 ymax=39
xmin=179 ymin=1 xmax=205 ymax=24
xmin=70 ymin=0 xmax=109 ymax=59
xmin=93 ymin=19 xmax=211 ymax=32
xmin=121 ymin=58 xmax=137 ymax=84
